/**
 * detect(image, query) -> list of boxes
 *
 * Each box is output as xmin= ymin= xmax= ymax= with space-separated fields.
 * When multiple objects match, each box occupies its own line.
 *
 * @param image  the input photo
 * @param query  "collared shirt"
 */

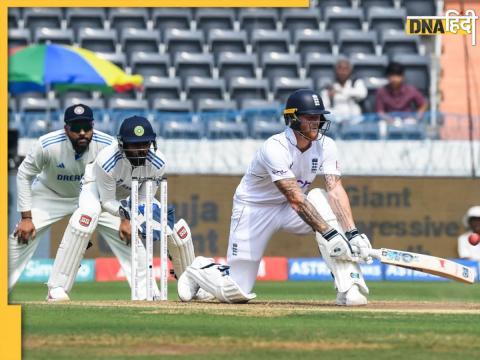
xmin=234 ymin=128 xmax=340 ymax=205
xmin=375 ymin=83 xmax=426 ymax=113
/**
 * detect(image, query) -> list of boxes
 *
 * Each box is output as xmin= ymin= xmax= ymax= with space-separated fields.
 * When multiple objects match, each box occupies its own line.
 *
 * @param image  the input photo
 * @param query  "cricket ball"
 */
xmin=468 ymin=233 xmax=480 ymax=246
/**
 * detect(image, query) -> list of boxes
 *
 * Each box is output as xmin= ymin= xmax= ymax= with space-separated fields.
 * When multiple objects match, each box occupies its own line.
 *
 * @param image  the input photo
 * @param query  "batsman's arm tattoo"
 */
xmin=275 ymin=178 xmax=331 ymax=233
xmin=324 ymin=174 xmax=356 ymax=231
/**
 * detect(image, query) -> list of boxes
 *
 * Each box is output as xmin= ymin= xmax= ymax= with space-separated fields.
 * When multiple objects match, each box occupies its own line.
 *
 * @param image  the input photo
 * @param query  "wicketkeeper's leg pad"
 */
xmin=307 ymin=188 xmax=369 ymax=295
xmin=167 ymin=219 xmax=195 ymax=278
xmin=47 ymin=207 xmax=99 ymax=293
xmin=178 ymin=256 xmax=256 ymax=303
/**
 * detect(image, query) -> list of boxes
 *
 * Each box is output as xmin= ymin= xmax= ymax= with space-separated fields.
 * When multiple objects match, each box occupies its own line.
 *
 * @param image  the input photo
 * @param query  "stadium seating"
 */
xmin=368 ymin=7 xmax=406 ymax=33
xmin=251 ymin=30 xmax=290 ymax=60
xmin=109 ymin=8 xmax=148 ymax=33
xmin=19 ymin=98 xmax=61 ymax=137
xmin=175 ymin=52 xmax=214 ymax=82
xmin=281 ymin=8 xmax=320 ymax=36
xmin=294 ymin=29 xmax=334 ymax=62
xmin=392 ymin=54 xmax=430 ymax=95
xmin=8 ymin=28 xmax=31 ymax=48
xmin=120 ymin=29 xmax=159 ymax=61
xmin=208 ymin=29 xmax=248 ymax=61
xmin=9 ymin=4 xmax=435 ymax=140
xmin=35 ymin=28 xmax=74 ymax=45
xmin=164 ymin=29 xmax=203 ymax=61
xmin=23 ymin=8 xmax=62 ymax=35
xmin=108 ymin=98 xmax=149 ymax=130
xmin=94 ymin=52 xmax=127 ymax=68
xmin=305 ymin=53 xmax=338 ymax=83
xmin=262 ymin=52 xmax=301 ymax=86
xmin=361 ymin=0 xmax=395 ymax=14
xmin=152 ymin=8 xmax=192 ymax=32
xmin=340 ymin=121 xmax=381 ymax=140
xmin=403 ymin=0 xmax=436 ymax=17
xmin=78 ymin=28 xmax=117 ymax=53
xmin=218 ymin=53 xmax=257 ymax=83
xmin=229 ymin=78 xmax=269 ymax=106
xmin=350 ymin=53 xmax=388 ymax=79
xmin=8 ymin=8 xmax=20 ymax=29
xmin=130 ymin=53 xmax=170 ymax=78
xmin=273 ymin=78 xmax=314 ymax=103
xmin=361 ymin=76 xmax=388 ymax=114
xmin=206 ymin=120 xmax=248 ymax=139
xmin=143 ymin=76 xmax=182 ymax=105
xmin=338 ymin=29 xmax=377 ymax=56
xmin=239 ymin=8 xmax=278 ymax=37
xmin=198 ymin=99 xmax=237 ymax=124
xmin=195 ymin=8 xmax=235 ymax=36
xmin=386 ymin=122 xmax=426 ymax=140
xmin=66 ymin=8 xmax=106 ymax=36
xmin=324 ymin=7 xmax=363 ymax=32
xmin=185 ymin=77 xmax=225 ymax=108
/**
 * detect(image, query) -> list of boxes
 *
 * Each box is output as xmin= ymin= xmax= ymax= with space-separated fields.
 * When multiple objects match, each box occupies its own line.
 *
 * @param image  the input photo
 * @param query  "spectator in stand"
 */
xmin=320 ymin=58 xmax=367 ymax=124
xmin=375 ymin=62 xmax=428 ymax=124
xmin=458 ymin=206 xmax=480 ymax=261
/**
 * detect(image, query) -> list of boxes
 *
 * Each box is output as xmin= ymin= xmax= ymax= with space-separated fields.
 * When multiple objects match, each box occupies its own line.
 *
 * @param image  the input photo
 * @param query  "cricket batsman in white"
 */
xmin=178 ymin=89 xmax=372 ymax=306
xmin=8 ymin=104 xmax=135 ymax=299
xmin=48 ymin=115 xmax=199 ymax=300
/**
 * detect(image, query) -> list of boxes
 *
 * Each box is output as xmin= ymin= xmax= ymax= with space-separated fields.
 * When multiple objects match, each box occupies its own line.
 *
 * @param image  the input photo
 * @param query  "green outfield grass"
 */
xmin=10 ymin=281 xmax=480 ymax=360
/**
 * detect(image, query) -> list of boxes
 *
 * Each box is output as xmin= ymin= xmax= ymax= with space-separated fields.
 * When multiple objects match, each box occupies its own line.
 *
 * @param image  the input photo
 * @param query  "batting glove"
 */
xmin=345 ymin=229 xmax=373 ymax=264
xmin=322 ymin=229 xmax=356 ymax=262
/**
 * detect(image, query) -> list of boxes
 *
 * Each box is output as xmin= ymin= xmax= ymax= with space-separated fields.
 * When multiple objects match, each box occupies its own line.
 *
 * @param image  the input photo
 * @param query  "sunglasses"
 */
xmin=67 ymin=122 xmax=93 ymax=133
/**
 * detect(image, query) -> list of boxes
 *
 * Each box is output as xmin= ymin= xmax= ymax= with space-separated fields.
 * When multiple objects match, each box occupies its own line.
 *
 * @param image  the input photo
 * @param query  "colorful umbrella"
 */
xmin=8 ymin=44 xmax=143 ymax=94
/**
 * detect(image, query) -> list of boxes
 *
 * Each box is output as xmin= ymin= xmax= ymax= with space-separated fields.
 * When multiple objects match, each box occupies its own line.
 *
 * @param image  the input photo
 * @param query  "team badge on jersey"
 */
xmin=311 ymin=158 xmax=318 ymax=173
xmin=134 ymin=126 xmax=145 ymax=136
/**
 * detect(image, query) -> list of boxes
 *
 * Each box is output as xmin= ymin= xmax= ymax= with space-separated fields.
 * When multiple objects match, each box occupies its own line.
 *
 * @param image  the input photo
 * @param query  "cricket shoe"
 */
xmin=335 ymin=285 xmax=367 ymax=306
xmin=46 ymin=287 xmax=70 ymax=302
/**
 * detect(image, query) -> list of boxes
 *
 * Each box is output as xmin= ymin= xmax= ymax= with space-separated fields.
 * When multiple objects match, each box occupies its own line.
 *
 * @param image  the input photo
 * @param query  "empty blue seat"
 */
xmin=338 ymin=29 xmax=377 ymax=56
xmin=368 ymin=7 xmax=406 ymax=32
xmin=350 ymin=53 xmax=388 ymax=79
xmin=386 ymin=122 xmax=426 ymax=140
xmin=195 ymin=8 xmax=235 ymax=36
xmin=305 ymin=53 xmax=338 ymax=83
xmin=273 ymin=78 xmax=314 ymax=103
xmin=152 ymin=8 xmax=192 ymax=32
xmin=262 ymin=52 xmax=301 ymax=86
xmin=218 ymin=53 xmax=257 ymax=83
xmin=340 ymin=121 xmax=380 ymax=140
xmin=381 ymin=29 xmax=419 ymax=57
xmin=209 ymin=29 xmax=247 ymax=61
xmin=325 ymin=7 xmax=363 ymax=32
xmin=294 ymin=29 xmax=334 ymax=62
xmin=206 ymin=120 xmax=248 ymax=139
xmin=230 ymin=78 xmax=269 ymax=106
xmin=281 ymin=8 xmax=320 ymax=36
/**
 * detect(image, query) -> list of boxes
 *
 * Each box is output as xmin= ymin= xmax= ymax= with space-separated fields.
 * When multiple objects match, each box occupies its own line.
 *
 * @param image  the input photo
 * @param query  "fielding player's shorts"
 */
xmin=226 ymin=198 xmax=313 ymax=293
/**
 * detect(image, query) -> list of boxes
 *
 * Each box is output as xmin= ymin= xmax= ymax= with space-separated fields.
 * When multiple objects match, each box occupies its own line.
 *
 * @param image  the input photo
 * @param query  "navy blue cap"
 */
xmin=118 ymin=116 xmax=156 ymax=143
xmin=64 ymin=104 xmax=94 ymax=123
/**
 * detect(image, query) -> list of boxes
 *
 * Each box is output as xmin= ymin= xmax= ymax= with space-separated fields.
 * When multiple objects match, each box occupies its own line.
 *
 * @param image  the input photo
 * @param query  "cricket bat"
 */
xmin=366 ymin=248 xmax=475 ymax=284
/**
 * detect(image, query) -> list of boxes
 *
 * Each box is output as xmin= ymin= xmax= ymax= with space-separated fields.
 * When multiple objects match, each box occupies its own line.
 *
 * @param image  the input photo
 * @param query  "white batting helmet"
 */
xmin=463 ymin=206 xmax=480 ymax=227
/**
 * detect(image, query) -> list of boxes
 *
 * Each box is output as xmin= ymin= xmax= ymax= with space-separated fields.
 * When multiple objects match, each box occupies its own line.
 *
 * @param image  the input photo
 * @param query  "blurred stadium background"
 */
xmin=7 ymin=1 xmax=480 ymax=285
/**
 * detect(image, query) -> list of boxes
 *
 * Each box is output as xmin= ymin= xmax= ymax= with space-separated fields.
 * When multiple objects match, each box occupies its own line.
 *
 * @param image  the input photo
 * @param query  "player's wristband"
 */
xmin=21 ymin=216 xmax=32 ymax=220
xmin=345 ymin=228 xmax=359 ymax=240
xmin=322 ymin=228 xmax=339 ymax=241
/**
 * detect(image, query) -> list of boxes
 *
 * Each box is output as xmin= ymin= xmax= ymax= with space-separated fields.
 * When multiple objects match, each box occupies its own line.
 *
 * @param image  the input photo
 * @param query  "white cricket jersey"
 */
xmin=234 ymin=127 xmax=341 ymax=205
xmin=90 ymin=143 xmax=167 ymax=216
xmin=16 ymin=129 xmax=114 ymax=212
